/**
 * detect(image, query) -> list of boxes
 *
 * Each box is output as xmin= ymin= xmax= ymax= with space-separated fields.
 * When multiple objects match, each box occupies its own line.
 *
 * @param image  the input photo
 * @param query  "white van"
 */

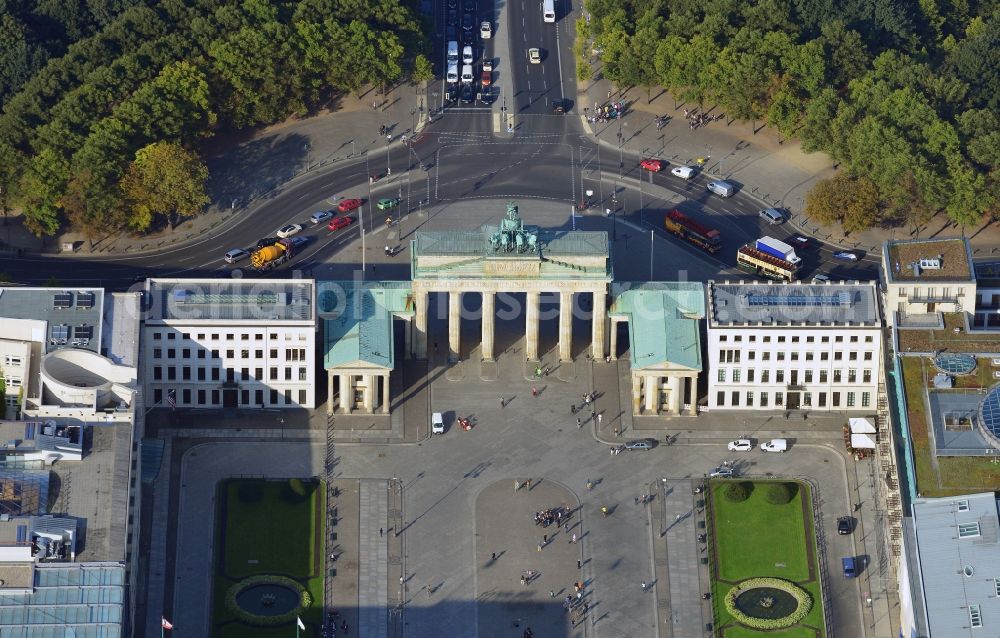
xmin=431 ymin=412 xmax=444 ymax=434
xmin=707 ymin=180 xmax=735 ymax=198
xmin=759 ymin=208 xmax=784 ymax=224
xmin=543 ymin=0 xmax=555 ymax=22
xmin=460 ymin=64 xmax=473 ymax=84
xmin=760 ymin=439 xmax=787 ymax=452
xmin=462 ymin=45 xmax=473 ymax=65
xmin=447 ymin=41 xmax=458 ymax=63
xmin=446 ymin=63 xmax=458 ymax=83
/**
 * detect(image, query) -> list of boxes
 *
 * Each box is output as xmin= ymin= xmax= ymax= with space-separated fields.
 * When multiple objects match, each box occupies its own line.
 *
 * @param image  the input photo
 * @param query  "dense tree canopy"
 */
xmin=1 ymin=0 xmax=428 ymax=236
xmin=582 ymin=0 xmax=1000 ymax=230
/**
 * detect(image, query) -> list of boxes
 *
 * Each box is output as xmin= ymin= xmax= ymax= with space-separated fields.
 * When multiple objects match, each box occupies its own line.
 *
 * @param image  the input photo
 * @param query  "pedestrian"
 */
xmin=521 ymin=576 xmax=527 ymax=586
xmin=550 ymin=590 xmax=556 ymax=598
xmin=577 ymin=559 xmax=582 ymax=569
xmin=571 ymin=404 xmax=577 ymax=414
xmin=597 ymin=413 xmax=603 ymax=426
xmin=531 ymin=386 xmax=538 ymax=397
xmin=641 ymin=581 xmax=647 ymax=591
xmin=526 ymin=478 xmax=532 ymax=489
xmin=500 ymin=395 xmax=505 ymax=408
xmin=379 ymin=527 xmax=384 ymax=537
xmin=591 ymin=410 xmax=596 ymax=423
xmin=635 ymin=496 xmax=640 ymax=505
xmin=607 ymin=89 xmax=612 ymax=99
xmin=601 ymin=505 xmax=608 ymax=517
xmin=571 ymin=533 xmax=577 ymax=543
xmin=613 ymin=427 xmax=619 ymax=437
xmin=586 ymin=480 xmax=593 ymax=491
xmin=577 ymin=417 xmax=582 ymax=428
xmin=514 ymin=480 xmax=520 ymax=492
xmin=537 ymin=543 xmax=542 ymax=552
xmin=491 ymin=552 xmax=497 ymax=561
xmin=543 ymin=534 xmax=548 ymax=543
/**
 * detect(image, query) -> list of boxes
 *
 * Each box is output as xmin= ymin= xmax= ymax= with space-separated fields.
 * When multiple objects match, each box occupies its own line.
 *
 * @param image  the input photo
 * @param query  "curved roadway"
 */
xmin=4 ymin=0 xmax=880 ymax=288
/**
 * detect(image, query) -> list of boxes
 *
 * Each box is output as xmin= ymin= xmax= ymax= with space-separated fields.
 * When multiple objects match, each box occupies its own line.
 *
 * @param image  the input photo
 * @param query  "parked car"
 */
xmin=224 ymin=248 xmax=250 ymax=264
xmin=338 ymin=198 xmax=363 ymax=213
xmin=624 ymin=438 xmax=657 ymax=451
xmin=276 ymin=223 xmax=303 ymax=238
xmin=837 ymin=516 xmax=853 ymax=535
xmin=309 ymin=210 xmax=334 ymax=224
xmin=462 ymin=29 xmax=474 ymax=45
xmin=833 ymin=251 xmax=859 ymax=261
xmin=460 ymin=83 xmax=474 ymax=103
xmin=759 ymin=208 xmax=784 ymax=224
xmin=760 ymin=438 xmax=788 ymax=452
xmin=377 ymin=198 xmax=400 ymax=210
xmin=462 ymin=13 xmax=474 ymax=30
xmin=671 ymin=165 xmax=696 ymax=180
xmin=447 ymin=9 xmax=457 ymax=25
xmin=529 ymin=48 xmax=541 ymax=64
xmin=431 ymin=411 xmax=445 ymax=434
xmin=727 ymin=439 xmax=752 ymax=452
xmin=480 ymin=21 xmax=491 ymax=38
xmin=842 ymin=556 xmax=858 ymax=578
xmin=709 ymin=466 xmax=735 ymax=478
xmin=327 ymin=215 xmax=356 ymax=231
xmin=481 ymin=69 xmax=492 ymax=86
xmin=483 ymin=59 xmax=493 ymax=72
xmin=640 ymin=158 xmax=664 ymax=172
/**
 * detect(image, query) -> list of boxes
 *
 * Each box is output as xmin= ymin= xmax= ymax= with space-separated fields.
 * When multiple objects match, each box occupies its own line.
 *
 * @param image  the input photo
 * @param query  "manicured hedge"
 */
xmin=723 ymin=577 xmax=813 ymax=630
xmin=223 ymin=574 xmax=313 ymax=627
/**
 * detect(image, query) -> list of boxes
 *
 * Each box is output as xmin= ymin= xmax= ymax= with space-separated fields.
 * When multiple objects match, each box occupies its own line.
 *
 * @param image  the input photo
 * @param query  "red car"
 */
xmin=481 ymin=70 xmax=492 ymax=86
xmin=337 ymin=198 xmax=363 ymax=213
xmin=789 ymin=235 xmax=812 ymax=249
xmin=327 ymin=216 xmax=356 ymax=231
xmin=640 ymin=158 xmax=664 ymax=172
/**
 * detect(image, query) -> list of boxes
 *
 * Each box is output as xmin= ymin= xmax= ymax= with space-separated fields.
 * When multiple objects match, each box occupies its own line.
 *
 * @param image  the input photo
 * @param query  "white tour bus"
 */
xmin=543 ymin=0 xmax=555 ymax=22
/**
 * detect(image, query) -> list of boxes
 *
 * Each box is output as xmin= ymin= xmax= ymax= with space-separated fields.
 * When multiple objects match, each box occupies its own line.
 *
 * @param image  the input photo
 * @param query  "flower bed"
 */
xmin=724 ymin=577 xmax=813 ymax=630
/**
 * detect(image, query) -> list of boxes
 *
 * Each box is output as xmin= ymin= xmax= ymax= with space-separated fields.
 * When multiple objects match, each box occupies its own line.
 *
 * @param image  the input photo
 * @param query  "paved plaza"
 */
xmin=145 ymin=326 xmax=891 ymax=637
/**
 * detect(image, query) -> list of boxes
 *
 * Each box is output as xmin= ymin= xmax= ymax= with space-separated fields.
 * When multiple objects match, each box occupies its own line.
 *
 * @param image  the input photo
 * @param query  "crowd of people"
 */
xmin=684 ymin=108 xmax=724 ymax=130
xmin=533 ymin=505 xmax=570 ymax=528
xmin=585 ymin=100 xmax=626 ymax=124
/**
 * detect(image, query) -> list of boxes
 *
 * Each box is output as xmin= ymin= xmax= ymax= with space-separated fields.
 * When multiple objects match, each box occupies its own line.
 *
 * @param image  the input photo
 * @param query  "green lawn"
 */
xmin=212 ymin=479 xmax=326 ymax=637
xmin=712 ymin=482 xmax=809 ymax=582
xmin=709 ymin=480 xmax=825 ymax=638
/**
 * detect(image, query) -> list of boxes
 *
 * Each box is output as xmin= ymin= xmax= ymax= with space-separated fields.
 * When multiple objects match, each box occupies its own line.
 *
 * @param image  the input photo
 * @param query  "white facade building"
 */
xmin=882 ymin=237 xmax=977 ymax=328
xmin=707 ymin=280 xmax=883 ymax=412
xmin=142 ymin=279 xmax=316 ymax=409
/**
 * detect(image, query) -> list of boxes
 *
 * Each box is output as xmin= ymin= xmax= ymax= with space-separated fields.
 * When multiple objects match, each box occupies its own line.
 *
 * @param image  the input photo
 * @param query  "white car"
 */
xmin=431 ymin=412 xmax=444 ymax=434
xmin=671 ymin=165 xmax=695 ymax=180
xmin=760 ymin=438 xmax=788 ymax=453
xmin=727 ymin=439 xmax=752 ymax=452
xmin=529 ymin=48 xmax=541 ymax=64
xmin=309 ymin=210 xmax=334 ymax=224
xmin=224 ymin=248 xmax=250 ymax=264
xmin=276 ymin=223 xmax=303 ymax=238
xmin=480 ymin=21 xmax=491 ymax=38
xmin=483 ymin=59 xmax=493 ymax=72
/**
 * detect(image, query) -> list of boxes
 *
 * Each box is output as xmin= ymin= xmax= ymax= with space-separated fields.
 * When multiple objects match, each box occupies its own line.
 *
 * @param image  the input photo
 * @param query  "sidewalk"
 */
xmin=575 ymin=71 xmax=1000 ymax=256
xmin=2 ymin=84 xmax=429 ymax=256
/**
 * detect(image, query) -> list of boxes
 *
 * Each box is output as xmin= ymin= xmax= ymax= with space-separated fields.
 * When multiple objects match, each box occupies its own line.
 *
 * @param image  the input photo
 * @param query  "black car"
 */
xmin=448 ymin=0 xmax=457 ymax=7
xmin=463 ymin=0 xmax=475 ymax=10
xmin=837 ymin=516 xmax=853 ymax=535
xmin=447 ymin=9 xmax=457 ymax=25
xmin=446 ymin=85 xmax=459 ymax=102
xmin=460 ymin=83 xmax=474 ymax=103
xmin=256 ymin=237 xmax=278 ymax=249
xmin=462 ymin=12 xmax=474 ymax=30
xmin=552 ymin=98 xmax=566 ymax=113
xmin=462 ymin=29 xmax=474 ymax=44
xmin=446 ymin=25 xmax=457 ymax=40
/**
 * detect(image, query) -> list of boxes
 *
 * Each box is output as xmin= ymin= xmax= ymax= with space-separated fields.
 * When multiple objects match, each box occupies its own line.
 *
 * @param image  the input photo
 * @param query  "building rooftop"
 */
xmin=897 ymin=313 xmax=1000 ymax=354
xmin=0 ymin=562 xmax=124 ymax=636
xmin=911 ymin=492 xmax=1000 ymax=636
xmin=101 ymin=292 xmax=141 ymax=367
xmin=610 ymin=283 xmax=704 ymax=371
xmin=883 ymin=238 xmax=974 ymax=282
xmin=145 ymin=279 xmax=314 ymax=323
xmin=321 ymin=281 xmax=412 ymax=369
xmin=707 ymin=281 xmax=880 ymax=327
xmin=0 ymin=287 xmax=104 ymax=353
xmin=974 ymin=260 xmax=1000 ymax=287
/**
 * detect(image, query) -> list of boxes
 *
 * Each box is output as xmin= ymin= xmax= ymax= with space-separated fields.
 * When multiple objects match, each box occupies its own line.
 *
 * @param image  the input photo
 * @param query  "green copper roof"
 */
xmin=610 ymin=282 xmax=705 ymax=371
xmin=320 ymin=281 xmax=413 ymax=369
xmin=414 ymin=229 xmax=609 ymax=258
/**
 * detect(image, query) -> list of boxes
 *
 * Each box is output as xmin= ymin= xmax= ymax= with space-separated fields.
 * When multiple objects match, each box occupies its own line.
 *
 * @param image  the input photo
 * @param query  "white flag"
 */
xmin=297 ymin=617 xmax=306 ymax=630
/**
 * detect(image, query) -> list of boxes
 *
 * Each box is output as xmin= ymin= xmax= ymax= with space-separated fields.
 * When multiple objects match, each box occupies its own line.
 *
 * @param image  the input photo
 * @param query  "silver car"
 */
xmin=708 ymin=466 xmax=735 ymax=478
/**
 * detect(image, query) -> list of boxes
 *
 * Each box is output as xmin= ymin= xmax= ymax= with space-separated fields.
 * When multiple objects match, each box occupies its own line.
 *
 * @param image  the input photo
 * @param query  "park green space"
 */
xmin=709 ymin=480 xmax=825 ymax=637
xmin=212 ymin=479 xmax=325 ymax=637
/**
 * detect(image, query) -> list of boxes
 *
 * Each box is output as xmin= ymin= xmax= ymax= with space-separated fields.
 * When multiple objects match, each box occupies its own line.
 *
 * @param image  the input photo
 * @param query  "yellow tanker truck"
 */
xmin=250 ymin=238 xmax=296 ymax=270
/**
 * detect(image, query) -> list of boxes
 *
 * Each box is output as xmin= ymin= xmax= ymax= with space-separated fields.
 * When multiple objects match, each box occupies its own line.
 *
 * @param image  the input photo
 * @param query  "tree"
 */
xmin=18 ymin=148 xmax=68 ymax=237
xmin=805 ymin=173 xmax=882 ymax=233
xmin=412 ymin=54 xmax=433 ymax=84
xmin=764 ymin=482 xmax=796 ymax=504
xmin=724 ymin=481 xmax=751 ymax=502
xmin=0 ymin=141 xmax=24 ymax=223
xmin=120 ymin=141 xmax=209 ymax=231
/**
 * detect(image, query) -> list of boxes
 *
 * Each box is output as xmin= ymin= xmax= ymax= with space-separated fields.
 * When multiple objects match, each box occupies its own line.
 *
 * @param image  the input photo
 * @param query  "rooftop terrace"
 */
xmin=884 ymin=238 xmax=974 ymax=282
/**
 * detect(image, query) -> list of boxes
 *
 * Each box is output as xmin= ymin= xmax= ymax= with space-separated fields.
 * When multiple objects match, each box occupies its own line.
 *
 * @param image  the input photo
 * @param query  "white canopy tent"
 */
xmin=849 ymin=417 xmax=876 ymax=434
xmin=851 ymin=433 xmax=877 ymax=449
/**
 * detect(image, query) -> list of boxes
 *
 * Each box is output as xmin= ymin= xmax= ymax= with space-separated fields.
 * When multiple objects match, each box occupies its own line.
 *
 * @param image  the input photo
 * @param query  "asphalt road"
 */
xmin=1 ymin=0 xmax=881 ymax=288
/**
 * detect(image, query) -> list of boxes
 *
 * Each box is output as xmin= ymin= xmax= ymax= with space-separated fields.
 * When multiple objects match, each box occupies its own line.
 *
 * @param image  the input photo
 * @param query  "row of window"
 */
xmin=151 ymin=347 xmax=307 ymax=361
xmin=3 ymin=377 xmax=21 ymax=389
xmin=717 ymin=369 xmax=874 ymax=384
xmin=151 ymin=331 xmax=308 ymax=342
xmin=715 ymin=390 xmax=871 ymax=409
xmin=3 ymin=355 xmax=22 ymax=367
xmin=152 ymin=365 xmax=308 ymax=382
xmin=717 ymin=334 xmax=875 ymax=344
xmin=717 ymin=349 xmax=874 ymax=363
xmin=153 ymin=387 xmax=307 ymax=407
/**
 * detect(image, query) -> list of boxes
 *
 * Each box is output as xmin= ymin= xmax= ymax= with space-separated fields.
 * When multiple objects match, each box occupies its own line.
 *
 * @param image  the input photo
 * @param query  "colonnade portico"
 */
xmin=409 ymin=203 xmax=612 ymax=363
